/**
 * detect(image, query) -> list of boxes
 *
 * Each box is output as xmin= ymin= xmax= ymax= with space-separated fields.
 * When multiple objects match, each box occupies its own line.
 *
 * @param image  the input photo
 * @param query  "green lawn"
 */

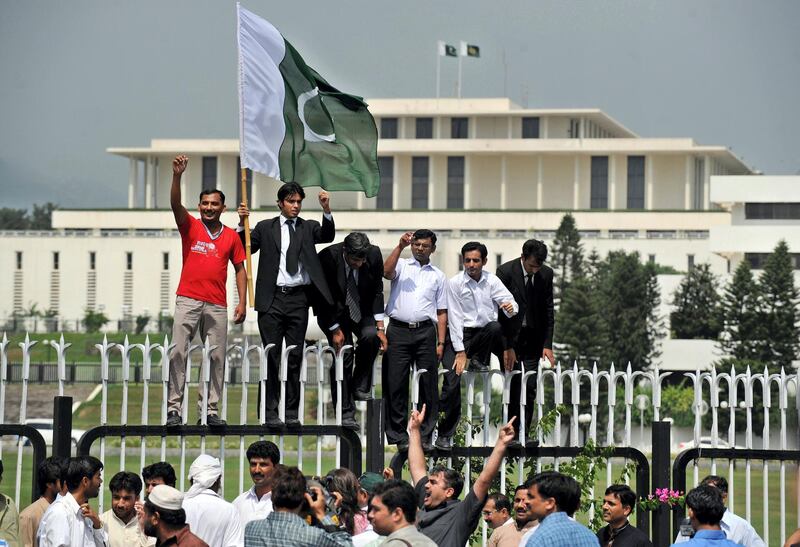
xmin=3 ymin=332 xmax=173 ymax=364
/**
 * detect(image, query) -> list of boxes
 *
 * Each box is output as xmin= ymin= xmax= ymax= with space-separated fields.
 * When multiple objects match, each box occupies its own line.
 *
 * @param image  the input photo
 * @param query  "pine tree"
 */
xmin=555 ymin=274 xmax=606 ymax=364
xmin=719 ymin=260 xmax=763 ymax=362
xmin=757 ymin=240 xmax=800 ymax=369
xmin=670 ymin=263 xmax=722 ymax=339
xmin=550 ymin=213 xmax=584 ymax=307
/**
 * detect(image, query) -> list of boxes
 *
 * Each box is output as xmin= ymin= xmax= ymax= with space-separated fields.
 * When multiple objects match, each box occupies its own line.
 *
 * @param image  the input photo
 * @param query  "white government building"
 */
xmin=1 ymin=98 xmax=796 ymax=365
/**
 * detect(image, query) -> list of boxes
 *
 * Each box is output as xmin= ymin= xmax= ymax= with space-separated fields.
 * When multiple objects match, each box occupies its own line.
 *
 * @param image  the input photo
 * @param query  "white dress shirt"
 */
xmin=37 ymin=492 xmax=108 ymax=547
xmin=518 ymin=520 xmax=539 ymax=547
xmin=673 ymin=508 xmax=766 ymax=546
xmin=99 ymin=509 xmax=153 ymax=547
xmin=232 ymin=487 xmax=273 ymax=527
xmin=447 ymin=270 xmax=518 ymax=352
xmin=183 ymin=488 xmax=243 ymax=547
xmin=385 ymin=258 xmax=447 ymax=323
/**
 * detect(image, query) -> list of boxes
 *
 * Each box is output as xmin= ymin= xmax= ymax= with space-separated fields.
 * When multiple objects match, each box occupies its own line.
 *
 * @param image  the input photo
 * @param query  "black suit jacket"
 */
xmin=242 ymin=214 xmax=335 ymax=312
xmin=496 ymin=259 xmax=555 ymax=351
xmin=316 ymin=243 xmax=384 ymax=331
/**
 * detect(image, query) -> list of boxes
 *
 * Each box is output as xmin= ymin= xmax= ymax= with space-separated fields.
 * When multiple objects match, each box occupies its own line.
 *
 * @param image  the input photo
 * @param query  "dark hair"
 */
xmin=272 ymin=466 xmax=307 ymax=510
xmin=326 ymin=468 xmax=363 ymax=536
xmin=686 ymin=485 xmax=725 ymax=525
xmin=144 ymin=499 xmax=187 ymax=528
xmin=515 ymin=484 xmax=529 ymax=494
xmin=37 ymin=457 xmax=63 ymax=496
xmin=530 ymin=471 xmax=581 ymax=516
xmin=109 ymin=471 xmax=143 ymax=496
xmin=461 ymin=241 xmax=488 ymax=260
xmin=488 ymin=493 xmax=512 ymax=514
xmin=522 ymin=239 xmax=548 ymax=264
xmin=373 ymin=479 xmax=417 ymax=524
xmin=429 ymin=465 xmax=464 ymax=499
xmin=142 ymin=462 xmax=176 ymax=487
xmin=246 ymin=441 xmax=280 ymax=466
xmin=199 ymin=188 xmax=225 ymax=204
xmin=699 ymin=475 xmax=728 ymax=495
xmin=343 ymin=232 xmax=371 ymax=259
xmin=66 ymin=456 xmax=103 ymax=491
xmin=412 ymin=229 xmax=437 ymax=246
xmin=605 ymin=484 xmax=636 ymax=513
xmin=277 ymin=182 xmax=305 ymax=202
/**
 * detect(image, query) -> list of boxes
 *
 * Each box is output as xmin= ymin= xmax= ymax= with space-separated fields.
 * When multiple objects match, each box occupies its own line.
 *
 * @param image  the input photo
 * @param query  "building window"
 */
xmin=411 ymin=157 xmax=429 ymax=209
xmin=163 ymin=252 xmax=169 ymax=271
xmin=89 ymin=252 xmax=96 ymax=271
xmin=416 ymin=118 xmax=433 ymax=139
xmin=496 ymin=253 xmax=503 ymax=268
xmin=688 ymin=254 xmax=695 ymax=271
xmin=377 ymin=157 xmax=394 ymax=209
xmin=235 ymin=157 xmax=253 ymax=206
xmin=457 ymin=253 xmax=464 ymax=272
xmin=380 ymin=118 xmax=398 ymax=139
xmin=126 ymin=252 xmax=133 ymax=271
xmin=569 ymin=118 xmax=581 ymax=139
xmin=693 ymin=157 xmax=704 ymax=209
xmin=627 ymin=156 xmax=645 ymax=209
xmin=52 ymin=252 xmax=59 ymax=270
xmin=745 ymin=203 xmax=800 ymax=219
xmin=590 ymin=156 xmax=609 ymax=209
xmin=522 ymin=117 xmax=540 ymax=138
xmin=202 ymin=156 xmax=217 ymax=190
xmin=16 ymin=251 xmax=22 ymax=270
xmin=451 ymin=117 xmax=468 ymax=139
xmin=648 ymin=254 xmax=656 ymax=264
xmin=447 ymin=157 xmax=465 ymax=209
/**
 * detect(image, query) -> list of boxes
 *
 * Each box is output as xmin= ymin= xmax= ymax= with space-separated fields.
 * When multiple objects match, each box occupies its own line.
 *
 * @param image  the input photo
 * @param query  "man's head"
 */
xmin=525 ymin=472 xmax=581 ymax=520
xmin=66 ymin=456 xmax=104 ymax=499
xmin=143 ymin=485 xmax=186 ymax=537
xmin=521 ymin=239 xmax=548 ymax=275
xmin=109 ymin=471 xmax=143 ymax=523
xmin=277 ymin=182 xmax=305 ymax=219
xmin=197 ymin=189 xmax=226 ymax=225
xmin=357 ymin=472 xmax=384 ymax=509
xmin=247 ymin=441 xmax=280 ymax=492
xmin=483 ymin=493 xmax=511 ymax=529
xmin=514 ymin=484 xmax=535 ymax=526
xmin=686 ymin=485 xmax=726 ymax=529
xmin=142 ymin=462 xmax=177 ymax=495
xmin=461 ymin=241 xmax=488 ymax=280
xmin=602 ymin=484 xmax=636 ymax=527
xmin=343 ymin=232 xmax=371 ymax=270
xmin=423 ymin=465 xmax=463 ymax=509
xmin=410 ymin=229 xmax=437 ymax=265
xmin=37 ymin=457 xmax=64 ymax=498
xmin=368 ymin=479 xmax=417 ymax=536
xmin=188 ymin=454 xmax=222 ymax=494
xmin=271 ymin=466 xmax=307 ymax=512
xmin=699 ymin=475 xmax=728 ymax=504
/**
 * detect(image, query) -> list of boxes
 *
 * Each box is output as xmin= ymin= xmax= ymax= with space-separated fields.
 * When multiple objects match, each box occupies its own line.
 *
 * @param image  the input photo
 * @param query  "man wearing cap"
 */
xmin=143 ymin=485 xmax=207 ymax=547
xmin=182 ymin=455 xmax=242 ymax=547
xmin=317 ymin=232 xmax=387 ymax=430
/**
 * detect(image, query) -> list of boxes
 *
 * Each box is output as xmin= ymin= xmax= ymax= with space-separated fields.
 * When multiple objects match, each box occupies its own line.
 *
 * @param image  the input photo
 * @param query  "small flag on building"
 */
xmin=460 ymin=41 xmax=480 ymax=58
xmin=236 ymin=4 xmax=380 ymax=197
xmin=438 ymin=41 xmax=457 ymax=57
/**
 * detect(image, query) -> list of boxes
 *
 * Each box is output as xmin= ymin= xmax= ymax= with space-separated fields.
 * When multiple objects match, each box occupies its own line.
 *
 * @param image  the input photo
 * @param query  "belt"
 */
xmin=276 ymin=285 xmax=305 ymax=294
xmin=463 ymin=326 xmax=485 ymax=334
xmin=390 ymin=319 xmax=433 ymax=329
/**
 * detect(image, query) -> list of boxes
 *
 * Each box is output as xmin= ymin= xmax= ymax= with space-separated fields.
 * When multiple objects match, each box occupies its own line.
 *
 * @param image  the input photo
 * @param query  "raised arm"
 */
xmin=383 ymin=231 xmax=412 ymax=280
xmin=472 ymin=418 xmax=516 ymax=501
xmin=407 ymin=405 xmax=428 ymax=485
xmin=170 ymin=155 xmax=189 ymax=226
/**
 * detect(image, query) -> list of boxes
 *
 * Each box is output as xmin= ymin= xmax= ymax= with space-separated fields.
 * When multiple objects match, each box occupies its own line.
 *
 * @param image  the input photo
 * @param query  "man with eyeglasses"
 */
xmin=382 ymin=229 xmax=448 ymax=452
xmin=484 ymin=493 xmax=513 ymax=546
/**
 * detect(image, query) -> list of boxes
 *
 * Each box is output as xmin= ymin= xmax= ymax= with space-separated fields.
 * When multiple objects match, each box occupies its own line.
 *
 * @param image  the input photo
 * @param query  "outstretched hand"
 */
xmin=497 ymin=417 xmax=516 ymax=446
xmin=172 ymin=155 xmax=188 ymax=176
xmin=408 ymin=404 xmax=426 ymax=432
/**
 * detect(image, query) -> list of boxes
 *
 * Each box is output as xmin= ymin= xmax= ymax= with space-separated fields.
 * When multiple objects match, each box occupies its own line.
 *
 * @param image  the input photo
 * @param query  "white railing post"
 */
xmin=51 ymin=333 xmax=71 ymax=396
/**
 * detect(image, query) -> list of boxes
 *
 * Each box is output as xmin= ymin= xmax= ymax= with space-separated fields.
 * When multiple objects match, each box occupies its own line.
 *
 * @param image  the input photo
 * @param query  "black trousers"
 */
xmin=257 ymin=288 xmax=309 ymax=421
xmin=438 ymin=321 xmax=505 ymax=439
xmin=324 ymin=317 xmax=381 ymax=420
xmin=382 ymin=321 xmax=438 ymax=444
xmin=507 ymin=326 xmax=541 ymax=439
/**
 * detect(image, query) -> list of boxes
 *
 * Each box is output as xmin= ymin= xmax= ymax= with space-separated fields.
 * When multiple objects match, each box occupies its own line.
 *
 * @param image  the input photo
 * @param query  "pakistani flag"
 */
xmin=438 ymin=41 xmax=457 ymax=57
xmin=460 ymin=41 xmax=480 ymax=58
xmin=237 ymin=4 xmax=380 ymax=197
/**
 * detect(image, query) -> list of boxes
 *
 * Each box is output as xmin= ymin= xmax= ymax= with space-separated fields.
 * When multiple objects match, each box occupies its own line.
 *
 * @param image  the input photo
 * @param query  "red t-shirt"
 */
xmin=175 ymin=215 xmax=246 ymax=307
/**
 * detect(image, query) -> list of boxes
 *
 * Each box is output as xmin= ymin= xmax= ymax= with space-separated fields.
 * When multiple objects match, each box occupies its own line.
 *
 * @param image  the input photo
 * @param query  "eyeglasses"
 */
xmin=481 ymin=509 xmax=496 ymax=517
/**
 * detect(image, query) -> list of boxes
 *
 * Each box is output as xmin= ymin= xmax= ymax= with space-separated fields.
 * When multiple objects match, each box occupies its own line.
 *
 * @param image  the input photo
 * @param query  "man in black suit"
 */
xmin=316 ymin=232 xmax=387 ymax=430
xmin=237 ymin=182 xmax=335 ymax=425
xmin=497 ymin=239 xmax=555 ymax=444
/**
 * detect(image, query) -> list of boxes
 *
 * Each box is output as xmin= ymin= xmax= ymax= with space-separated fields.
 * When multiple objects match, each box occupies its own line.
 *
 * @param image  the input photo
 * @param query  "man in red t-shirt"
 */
xmin=166 ymin=155 xmax=246 ymax=426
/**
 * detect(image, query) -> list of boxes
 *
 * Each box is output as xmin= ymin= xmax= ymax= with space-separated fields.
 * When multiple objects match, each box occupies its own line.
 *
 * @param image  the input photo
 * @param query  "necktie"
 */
xmin=525 ymin=273 xmax=534 ymax=326
xmin=286 ymin=219 xmax=299 ymax=275
xmin=346 ymin=268 xmax=362 ymax=323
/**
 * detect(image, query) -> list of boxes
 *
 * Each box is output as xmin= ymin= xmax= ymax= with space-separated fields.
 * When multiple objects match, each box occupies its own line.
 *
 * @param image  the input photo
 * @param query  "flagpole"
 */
xmin=436 ymin=43 xmax=441 ymax=99
xmin=240 ymin=168 xmax=255 ymax=307
xmin=457 ymin=41 xmax=464 ymax=98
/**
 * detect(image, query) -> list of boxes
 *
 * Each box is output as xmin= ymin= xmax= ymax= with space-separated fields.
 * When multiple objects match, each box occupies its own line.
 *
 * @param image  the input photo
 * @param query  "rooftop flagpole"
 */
xmin=236 ymin=2 xmax=255 ymax=308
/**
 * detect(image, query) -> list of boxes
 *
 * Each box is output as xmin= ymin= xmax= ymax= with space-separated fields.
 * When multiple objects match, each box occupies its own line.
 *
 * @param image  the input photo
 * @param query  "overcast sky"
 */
xmin=1 ymin=0 xmax=798 ymax=209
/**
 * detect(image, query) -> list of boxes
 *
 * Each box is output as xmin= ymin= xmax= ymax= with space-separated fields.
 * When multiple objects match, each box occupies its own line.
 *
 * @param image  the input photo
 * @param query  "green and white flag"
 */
xmin=438 ymin=41 xmax=457 ymax=57
xmin=460 ymin=41 xmax=480 ymax=58
xmin=236 ymin=4 xmax=380 ymax=196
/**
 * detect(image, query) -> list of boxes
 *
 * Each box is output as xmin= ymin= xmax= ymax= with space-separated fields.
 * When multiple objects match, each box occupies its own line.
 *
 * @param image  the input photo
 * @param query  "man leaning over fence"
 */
xmin=166 ymin=154 xmax=247 ymax=427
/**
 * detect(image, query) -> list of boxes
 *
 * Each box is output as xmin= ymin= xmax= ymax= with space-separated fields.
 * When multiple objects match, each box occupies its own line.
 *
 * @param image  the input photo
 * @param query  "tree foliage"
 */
xmin=756 ymin=240 xmax=800 ymax=369
xmin=550 ymin=213 xmax=583 ymax=306
xmin=0 ymin=202 xmax=57 ymax=230
xmin=719 ymin=260 xmax=763 ymax=362
xmin=670 ymin=263 xmax=722 ymax=339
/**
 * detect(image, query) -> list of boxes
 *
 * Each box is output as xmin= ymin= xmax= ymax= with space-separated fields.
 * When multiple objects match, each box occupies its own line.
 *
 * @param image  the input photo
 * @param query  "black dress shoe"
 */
xmin=341 ymin=418 xmax=360 ymax=431
xmin=165 ymin=411 xmax=182 ymax=427
xmin=353 ymin=390 xmax=373 ymax=401
xmin=434 ymin=436 xmax=453 ymax=451
xmin=525 ymin=438 xmax=540 ymax=448
xmin=506 ymin=440 xmax=522 ymax=449
xmin=264 ymin=417 xmax=284 ymax=427
xmin=467 ymin=358 xmax=490 ymax=373
xmin=421 ymin=441 xmax=434 ymax=453
xmin=285 ymin=418 xmax=301 ymax=427
xmin=198 ymin=414 xmax=226 ymax=426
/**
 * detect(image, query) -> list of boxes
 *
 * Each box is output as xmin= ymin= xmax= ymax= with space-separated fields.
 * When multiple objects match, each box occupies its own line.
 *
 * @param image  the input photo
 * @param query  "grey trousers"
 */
xmin=168 ymin=295 xmax=228 ymax=416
